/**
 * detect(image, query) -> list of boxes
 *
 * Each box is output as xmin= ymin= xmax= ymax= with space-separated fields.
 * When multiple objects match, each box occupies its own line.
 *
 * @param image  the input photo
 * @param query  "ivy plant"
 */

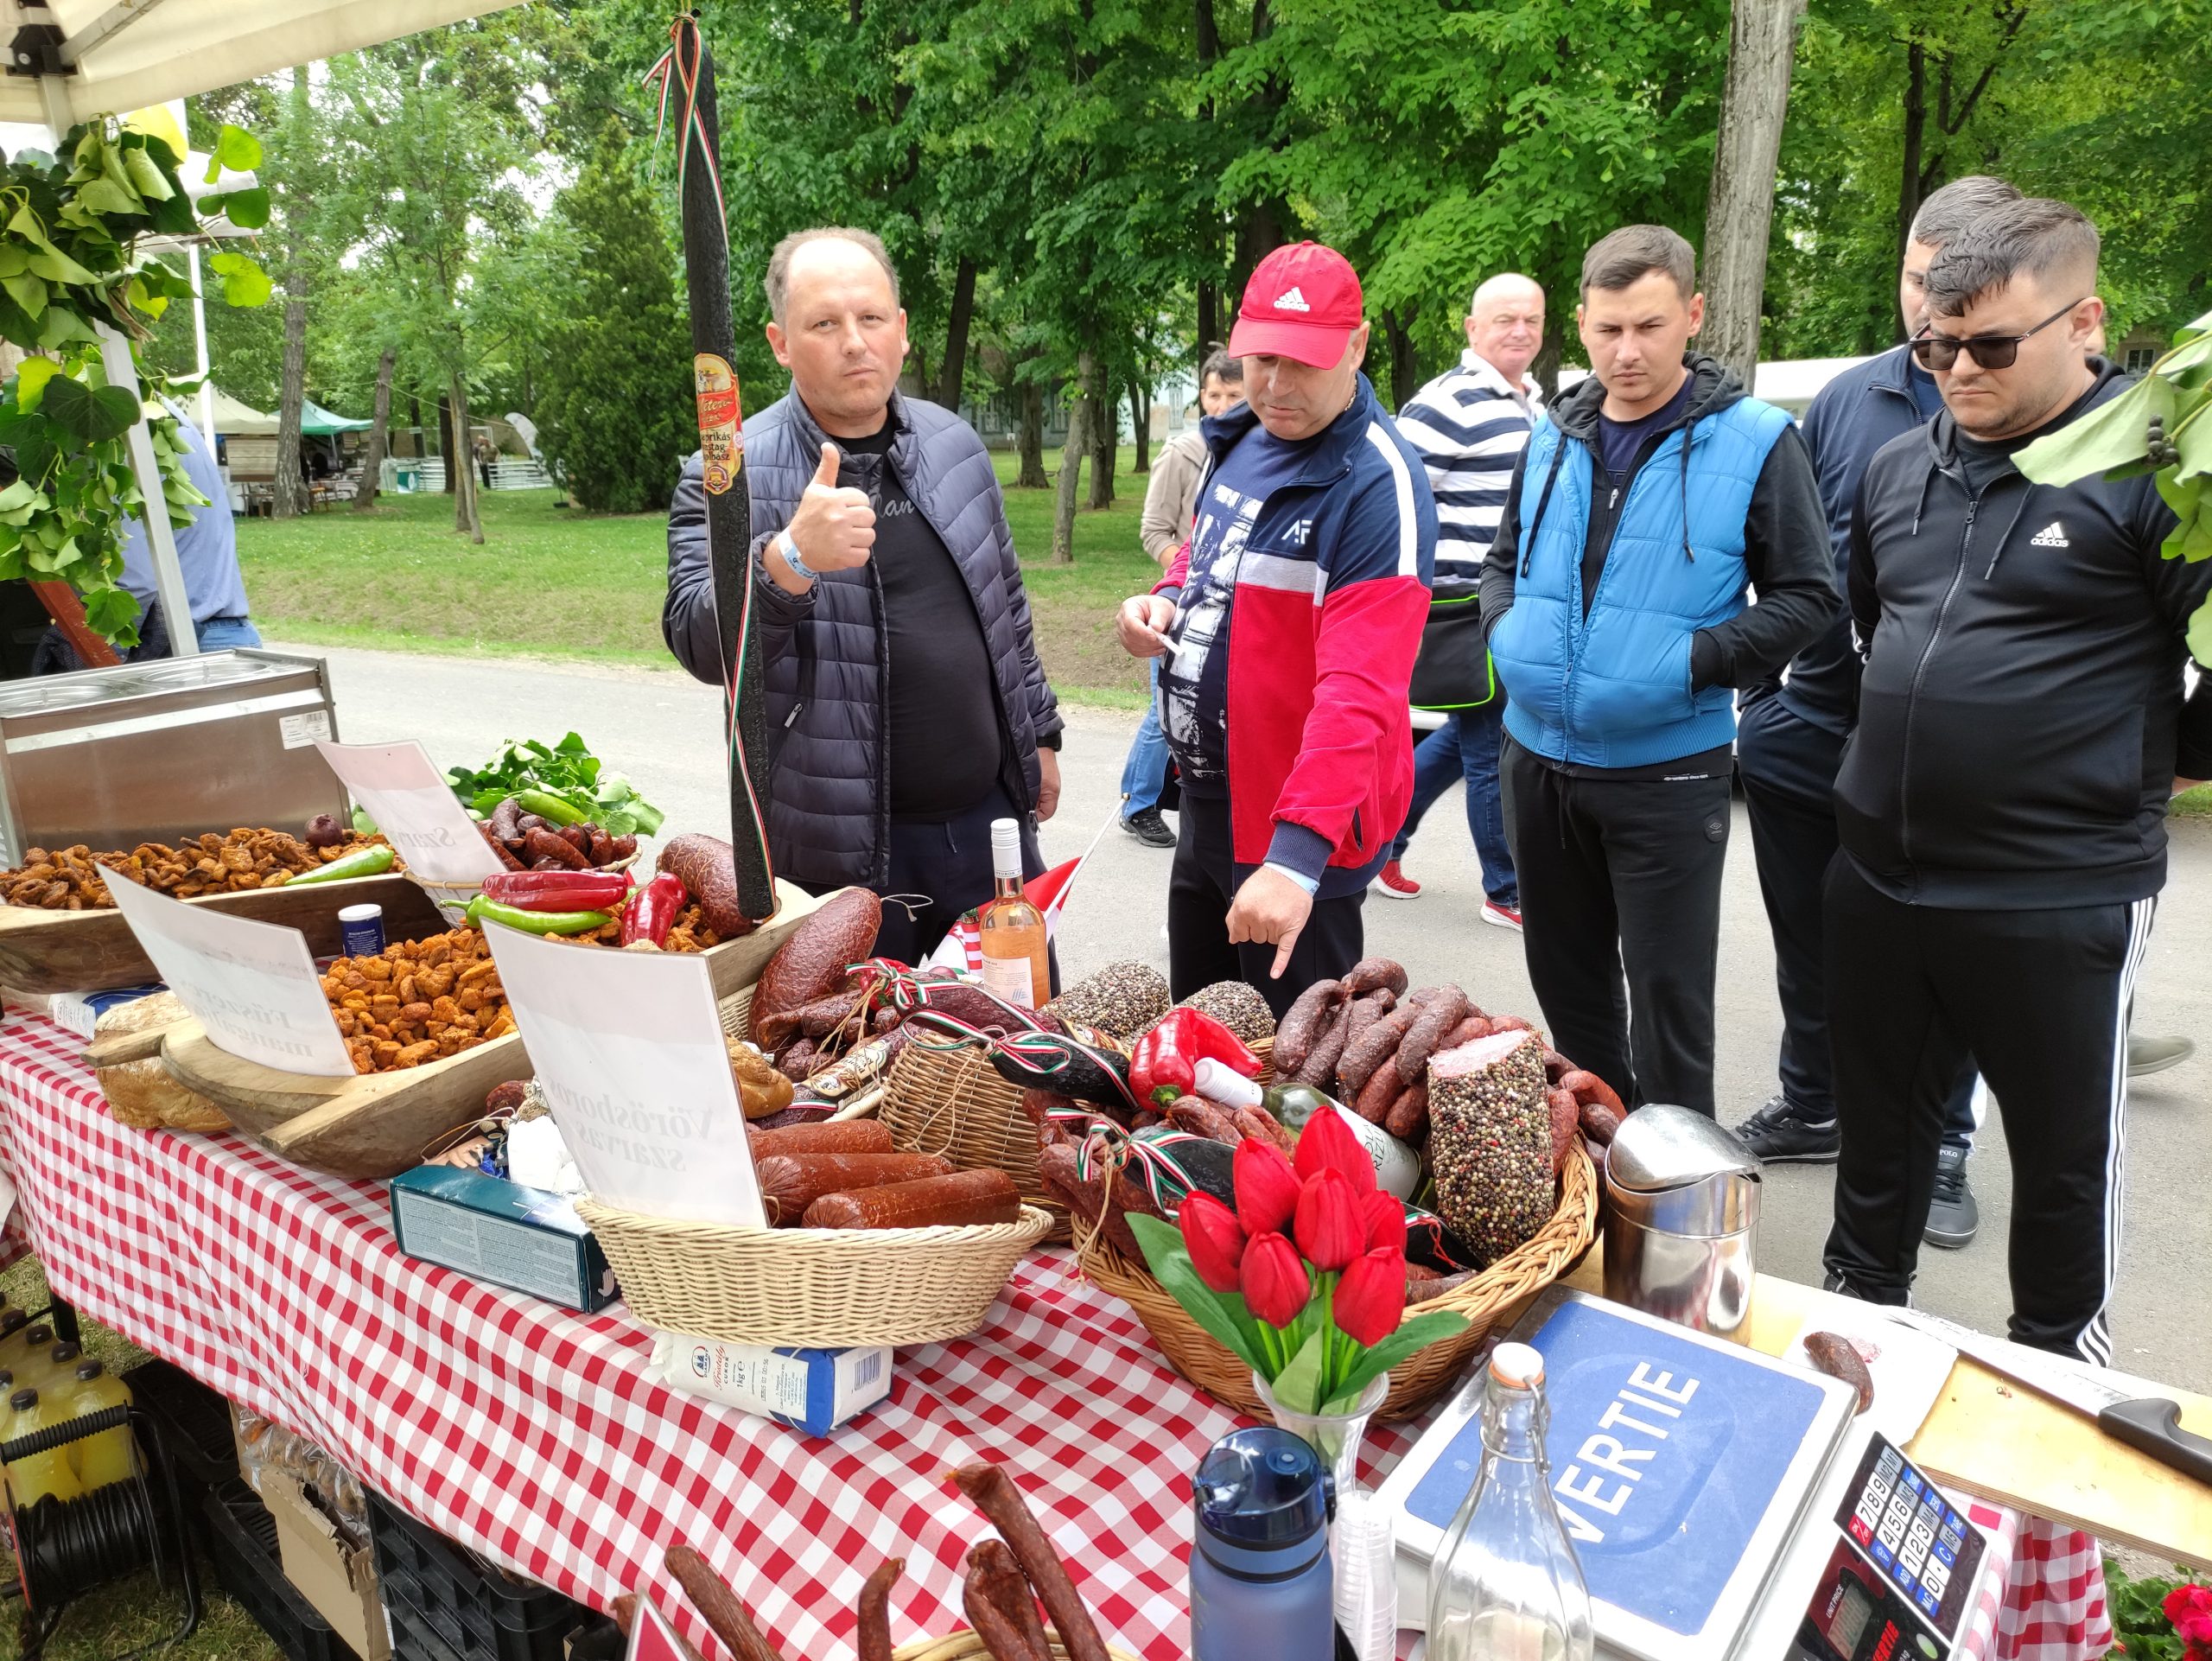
xmin=0 ymin=120 xmax=270 ymax=646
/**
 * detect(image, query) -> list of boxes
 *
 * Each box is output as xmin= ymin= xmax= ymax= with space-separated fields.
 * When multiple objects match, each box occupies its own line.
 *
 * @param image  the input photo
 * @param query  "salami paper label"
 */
xmin=694 ymin=353 xmax=741 ymax=493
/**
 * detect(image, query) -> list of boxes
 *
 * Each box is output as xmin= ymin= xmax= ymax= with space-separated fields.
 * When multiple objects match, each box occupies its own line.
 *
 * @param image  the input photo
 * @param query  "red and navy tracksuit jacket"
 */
xmin=1155 ymin=375 xmax=1437 ymax=897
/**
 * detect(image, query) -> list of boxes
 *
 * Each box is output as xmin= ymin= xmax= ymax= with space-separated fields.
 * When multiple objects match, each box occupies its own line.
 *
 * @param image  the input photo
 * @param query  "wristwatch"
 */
xmin=775 ymin=529 xmax=817 ymax=582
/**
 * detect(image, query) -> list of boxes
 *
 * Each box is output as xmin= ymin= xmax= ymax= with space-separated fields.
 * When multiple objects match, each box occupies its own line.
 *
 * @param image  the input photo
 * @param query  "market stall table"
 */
xmin=0 ymin=1009 xmax=2158 ymax=1661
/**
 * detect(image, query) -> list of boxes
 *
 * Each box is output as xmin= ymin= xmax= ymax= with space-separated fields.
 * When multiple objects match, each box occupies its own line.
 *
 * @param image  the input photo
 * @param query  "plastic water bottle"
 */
xmin=4 ymin=1388 xmax=84 ymax=1505
xmin=1427 ymin=1342 xmax=1593 ymax=1661
xmin=1190 ymin=1426 xmax=1336 ymax=1661
xmin=65 ymin=1361 xmax=137 ymax=1491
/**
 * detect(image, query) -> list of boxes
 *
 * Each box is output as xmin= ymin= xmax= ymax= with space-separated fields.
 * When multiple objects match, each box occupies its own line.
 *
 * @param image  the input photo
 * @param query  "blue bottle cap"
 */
xmin=1192 ymin=1427 xmax=1328 ymax=1550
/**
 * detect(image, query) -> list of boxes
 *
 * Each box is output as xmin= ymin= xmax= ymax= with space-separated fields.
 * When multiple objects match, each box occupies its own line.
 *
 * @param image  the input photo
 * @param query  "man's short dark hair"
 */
xmin=1580 ymin=226 xmax=1696 ymax=300
xmin=1199 ymin=347 xmax=1243 ymax=385
xmin=1923 ymin=198 xmax=2100 ymax=318
xmin=1907 ymin=175 xmax=2022 ymax=252
xmin=765 ymin=226 xmax=901 ymax=326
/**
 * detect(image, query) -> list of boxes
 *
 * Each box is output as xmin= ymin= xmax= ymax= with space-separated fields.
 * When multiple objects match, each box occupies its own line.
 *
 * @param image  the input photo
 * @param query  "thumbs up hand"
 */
xmin=779 ymin=442 xmax=876 ymax=583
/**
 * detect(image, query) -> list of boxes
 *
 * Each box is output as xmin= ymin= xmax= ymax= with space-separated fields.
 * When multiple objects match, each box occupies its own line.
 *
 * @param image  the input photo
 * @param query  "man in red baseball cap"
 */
xmin=1115 ymin=242 xmax=1437 ymax=1017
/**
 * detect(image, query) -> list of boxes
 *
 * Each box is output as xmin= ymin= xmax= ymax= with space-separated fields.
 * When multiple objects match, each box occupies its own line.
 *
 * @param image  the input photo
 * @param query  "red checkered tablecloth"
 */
xmin=0 ymin=1010 xmax=2112 ymax=1661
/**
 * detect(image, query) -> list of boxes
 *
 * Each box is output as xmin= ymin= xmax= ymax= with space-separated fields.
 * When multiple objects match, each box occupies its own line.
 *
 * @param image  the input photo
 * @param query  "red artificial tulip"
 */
xmin=1179 ymin=1193 xmax=1249 ymax=1295
xmin=1293 ymin=1101 xmax=1376 ymax=1196
xmin=1294 ymin=1168 xmax=1366 ymax=1271
xmin=1240 ymin=1231 xmax=1313 ymax=1327
xmin=1335 ymin=1246 xmax=1409 ymax=1347
xmin=1233 ymin=1137 xmax=1302 ymax=1236
xmin=1361 ymin=1189 xmax=1407 ymax=1255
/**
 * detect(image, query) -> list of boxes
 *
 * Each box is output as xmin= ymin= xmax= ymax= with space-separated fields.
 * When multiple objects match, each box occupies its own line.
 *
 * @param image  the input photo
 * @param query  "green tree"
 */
xmin=530 ymin=138 xmax=695 ymax=512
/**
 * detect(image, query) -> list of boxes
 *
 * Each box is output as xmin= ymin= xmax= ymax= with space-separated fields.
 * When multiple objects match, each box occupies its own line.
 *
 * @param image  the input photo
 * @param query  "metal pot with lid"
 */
xmin=1602 ymin=1104 xmax=1762 ymax=1342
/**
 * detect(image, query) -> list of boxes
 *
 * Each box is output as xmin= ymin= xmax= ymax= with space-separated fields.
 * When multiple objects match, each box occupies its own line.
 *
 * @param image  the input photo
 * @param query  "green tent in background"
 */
xmin=300 ymin=398 xmax=372 ymax=435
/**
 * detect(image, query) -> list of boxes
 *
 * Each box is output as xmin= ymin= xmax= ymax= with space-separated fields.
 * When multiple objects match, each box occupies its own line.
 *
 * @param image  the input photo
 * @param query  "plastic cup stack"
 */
xmin=1332 ymin=1486 xmax=1399 ymax=1661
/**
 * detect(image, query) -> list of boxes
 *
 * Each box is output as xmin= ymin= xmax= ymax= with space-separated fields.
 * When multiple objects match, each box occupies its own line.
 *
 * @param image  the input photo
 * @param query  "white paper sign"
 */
xmin=482 ymin=921 xmax=765 ymax=1228
xmin=313 ymin=739 xmax=504 ymax=885
xmin=104 ymin=873 xmax=355 ymax=1076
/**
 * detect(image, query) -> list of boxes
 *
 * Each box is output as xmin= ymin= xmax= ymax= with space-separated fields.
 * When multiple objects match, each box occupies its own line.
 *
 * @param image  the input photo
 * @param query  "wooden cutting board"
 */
xmin=157 ymin=881 xmax=831 ymax=1181
xmin=0 ymin=871 xmax=447 ymax=995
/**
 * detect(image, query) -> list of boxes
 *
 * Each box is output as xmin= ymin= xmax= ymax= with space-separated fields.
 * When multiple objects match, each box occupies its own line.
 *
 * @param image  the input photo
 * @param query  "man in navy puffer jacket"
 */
xmin=663 ymin=227 xmax=1063 ymax=968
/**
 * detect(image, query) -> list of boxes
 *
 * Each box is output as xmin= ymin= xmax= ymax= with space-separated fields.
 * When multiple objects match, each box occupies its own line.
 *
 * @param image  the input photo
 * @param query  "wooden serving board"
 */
xmin=156 ymin=880 xmax=831 ymax=1181
xmin=0 ymin=872 xmax=448 ymax=995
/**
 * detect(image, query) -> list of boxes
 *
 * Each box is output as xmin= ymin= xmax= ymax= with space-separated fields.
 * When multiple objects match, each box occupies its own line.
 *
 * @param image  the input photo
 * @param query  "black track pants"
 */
xmin=1502 ymin=737 xmax=1731 ymax=1116
xmin=1820 ymin=856 xmax=2152 ymax=1362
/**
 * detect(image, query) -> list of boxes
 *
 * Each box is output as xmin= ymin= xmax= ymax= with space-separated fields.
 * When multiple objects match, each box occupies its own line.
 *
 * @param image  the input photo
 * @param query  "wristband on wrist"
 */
xmin=776 ymin=529 xmax=817 ymax=582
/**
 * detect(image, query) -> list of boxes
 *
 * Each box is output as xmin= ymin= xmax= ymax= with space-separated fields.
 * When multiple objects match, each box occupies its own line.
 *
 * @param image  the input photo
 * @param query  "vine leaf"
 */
xmin=81 ymin=586 xmax=140 ymax=646
xmin=120 ymin=147 xmax=174 ymax=202
xmin=2 ymin=272 xmax=44 ymax=320
xmin=13 ymin=359 xmax=58 ymax=410
xmin=207 ymin=125 xmax=262 ymax=181
xmin=207 ymin=252 xmax=272 ymax=308
xmin=41 ymin=377 xmax=140 ymax=443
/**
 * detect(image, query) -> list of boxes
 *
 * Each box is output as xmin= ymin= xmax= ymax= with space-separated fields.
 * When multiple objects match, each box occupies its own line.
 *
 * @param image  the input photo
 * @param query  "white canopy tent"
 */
xmin=0 ymin=0 xmax=522 ymax=654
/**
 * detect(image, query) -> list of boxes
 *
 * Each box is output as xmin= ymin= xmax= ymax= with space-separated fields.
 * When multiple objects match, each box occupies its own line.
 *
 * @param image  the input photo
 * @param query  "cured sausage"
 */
xmin=1542 ymin=1047 xmax=1572 ymax=1085
xmin=1803 ymin=1332 xmax=1875 ymax=1415
xmin=1164 ymin=1098 xmax=1241 ymax=1143
xmin=1342 ymin=957 xmax=1409 ymax=998
xmin=1396 ymin=985 xmax=1473 ymax=1084
xmin=1338 ymin=1008 xmax=1414 ymax=1099
xmin=1273 ymin=978 xmax=1344 ymax=1077
xmin=746 ymin=885 xmax=884 ymax=1043
xmin=1580 ymin=1099 xmax=1624 ymax=1145
xmin=1293 ymin=996 xmax=1357 ymax=1088
xmin=1037 ymin=1142 xmax=1141 ymax=1258
xmin=1547 ymin=1086 xmax=1583 ymax=1172
xmin=967 ymin=1540 xmax=1051 ymax=1661
xmin=801 ymin=1168 xmax=1022 ymax=1229
xmin=1231 ymin=1105 xmax=1296 ymax=1153
xmin=1353 ymin=1063 xmax=1402 ymax=1124
xmin=1384 ymin=1083 xmax=1429 ymax=1140
xmin=747 ymin=1120 xmax=893 ymax=1159
xmin=858 ymin=1558 xmax=905 ymax=1661
xmin=755 ymin=1151 xmax=952 ymax=1225
xmin=1442 ymin=1014 xmax=1493 ymax=1052
xmin=1560 ymin=1069 xmax=1626 ymax=1117
xmin=951 ymin=1463 xmax=1110 ymax=1661
xmin=773 ymin=1037 xmax=819 ymax=1081
xmin=524 ymin=826 xmax=588 ymax=869
xmin=664 ymin=1545 xmax=784 ymax=1661
xmin=658 ymin=833 xmax=766 ymax=939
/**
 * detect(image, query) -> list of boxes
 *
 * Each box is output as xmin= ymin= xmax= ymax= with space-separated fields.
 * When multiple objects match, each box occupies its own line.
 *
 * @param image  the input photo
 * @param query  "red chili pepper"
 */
xmin=620 ymin=872 xmax=687 ymax=948
xmin=482 ymin=869 xmax=632 ymax=913
xmin=1128 ymin=1007 xmax=1263 ymax=1106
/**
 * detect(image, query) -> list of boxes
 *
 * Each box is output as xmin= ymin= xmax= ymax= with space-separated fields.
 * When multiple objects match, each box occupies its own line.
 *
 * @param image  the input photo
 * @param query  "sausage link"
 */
xmin=1383 ymin=1083 xmax=1429 ymax=1139
xmin=1353 ymin=1063 xmax=1402 ymax=1124
xmin=1272 ymin=978 xmax=1344 ymax=1077
xmin=1560 ymin=1069 xmax=1626 ymax=1116
xmin=1164 ymin=1098 xmax=1242 ymax=1143
xmin=1547 ymin=1086 xmax=1582 ymax=1172
xmin=664 ymin=1545 xmax=785 ymax=1661
xmin=1293 ymin=996 xmax=1357 ymax=1088
xmin=1580 ymin=1099 xmax=1624 ymax=1145
xmin=1341 ymin=957 xmax=1409 ymax=998
xmin=1231 ymin=1105 xmax=1296 ymax=1153
xmin=747 ymin=1120 xmax=893 ymax=1159
xmin=1803 ymin=1332 xmax=1875 ymax=1414
xmin=1396 ymin=985 xmax=1473 ymax=1084
xmin=967 ymin=1540 xmax=1051 ymax=1661
xmin=858 ymin=1557 xmax=906 ymax=1661
xmin=755 ymin=1151 xmax=953 ymax=1225
xmin=964 ymin=1559 xmax=1049 ymax=1661
xmin=1338 ymin=1008 xmax=1414 ymax=1099
xmin=951 ymin=1464 xmax=1110 ymax=1661
xmin=801 ymin=1168 xmax=1022 ymax=1229
xmin=524 ymin=826 xmax=589 ymax=869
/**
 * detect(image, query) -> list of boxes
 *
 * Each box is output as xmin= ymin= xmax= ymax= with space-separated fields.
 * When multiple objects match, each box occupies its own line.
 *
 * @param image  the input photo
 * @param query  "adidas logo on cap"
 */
xmin=2029 ymin=520 xmax=2069 ymax=548
xmin=1274 ymin=286 xmax=1311 ymax=313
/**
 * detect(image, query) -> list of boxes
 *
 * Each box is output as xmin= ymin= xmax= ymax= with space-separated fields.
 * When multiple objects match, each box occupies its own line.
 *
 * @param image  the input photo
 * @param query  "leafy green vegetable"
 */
xmin=445 ymin=733 xmax=665 ymax=837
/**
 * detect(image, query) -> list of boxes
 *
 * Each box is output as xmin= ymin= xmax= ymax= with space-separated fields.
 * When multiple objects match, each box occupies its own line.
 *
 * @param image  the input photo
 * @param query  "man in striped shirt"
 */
xmin=1371 ymin=273 xmax=1544 ymax=930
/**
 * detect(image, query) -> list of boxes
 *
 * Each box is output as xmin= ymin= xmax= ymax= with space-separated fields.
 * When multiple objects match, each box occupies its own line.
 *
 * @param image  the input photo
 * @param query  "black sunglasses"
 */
xmin=1910 ymin=300 xmax=2087 ymax=372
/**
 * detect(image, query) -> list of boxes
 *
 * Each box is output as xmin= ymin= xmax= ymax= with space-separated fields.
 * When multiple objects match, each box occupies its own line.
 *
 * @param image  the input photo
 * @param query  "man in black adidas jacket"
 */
xmin=1822 ymin=199 xmax=2212 ymax=1363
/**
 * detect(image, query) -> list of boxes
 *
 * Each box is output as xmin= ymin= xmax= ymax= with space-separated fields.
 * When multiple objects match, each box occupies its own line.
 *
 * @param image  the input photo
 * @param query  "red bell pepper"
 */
xmin=481 ymin=869 xmax=632 ymax=913
xmin=620 ymin=872 xmax=686 ymax=948
xmin=1128 ymin=1007 xmax=1262 ymax=1106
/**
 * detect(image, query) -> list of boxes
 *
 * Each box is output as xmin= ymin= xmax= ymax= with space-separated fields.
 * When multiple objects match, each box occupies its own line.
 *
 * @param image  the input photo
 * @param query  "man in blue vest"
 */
xmin=1481 ymin=225 xmax=1836 ymax=1116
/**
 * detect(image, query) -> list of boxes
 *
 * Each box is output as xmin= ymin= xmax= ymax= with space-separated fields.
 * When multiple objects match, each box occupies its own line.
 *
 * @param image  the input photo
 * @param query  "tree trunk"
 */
xmin=933 ymin=257 xmax=977 ymax=410
xmin=450 ymin=372 xmax=483 ymax=544
xmin=408 ymin=394 xmax=423 ymax=459
xmin=1896 ymin=41 xmax=1928 ymax=328
xmin=1701 ymin=0 xmax=1808 ymax=386
xmin=1017 ymin=366 xmax=1047 ymax=488
xmin=1129 ymin=378 xmax=1150 ymax=474
xmin=353 ymin=347 xmax=397 ymax=512
xmin=1379 ymin=308 xmax=1421 ymax=410
xmin=272 ymin=293 xmax=309 ymax=519
xmin=1532 ymin=334 xmax=1563 ymax=407
xmin=1086 ymin=355 xmax=1115 ymax=511
xmin=1052 ymin=361 xmax=1092 ymax=564
xmin=1197 ymin=283 xmax=1220 ymax=357
xmin=436 ymin=396 xmax=457 ymax=493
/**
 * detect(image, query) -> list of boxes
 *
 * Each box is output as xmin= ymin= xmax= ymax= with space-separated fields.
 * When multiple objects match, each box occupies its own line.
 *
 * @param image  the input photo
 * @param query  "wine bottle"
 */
xmin=976 ymin=818 xmax=1050 ymax=1009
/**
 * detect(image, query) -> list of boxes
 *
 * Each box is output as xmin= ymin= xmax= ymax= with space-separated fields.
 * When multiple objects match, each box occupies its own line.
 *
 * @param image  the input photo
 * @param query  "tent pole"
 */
xmin=187 ymin=243 xmax=214 ymax=451
xmin=96 ymin=321 xmax=199 ymax=658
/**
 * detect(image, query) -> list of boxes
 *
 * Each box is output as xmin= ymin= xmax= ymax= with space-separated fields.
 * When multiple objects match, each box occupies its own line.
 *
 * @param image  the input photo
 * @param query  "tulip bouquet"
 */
xmin=1128 ymin=1108 xmax=1468 ymax=1416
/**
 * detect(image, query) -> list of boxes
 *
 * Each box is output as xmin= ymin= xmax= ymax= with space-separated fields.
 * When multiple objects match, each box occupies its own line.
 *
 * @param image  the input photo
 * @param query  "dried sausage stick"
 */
xmin=1338 ymin=1009 xmax=1414 ymax=1099
xmin=858 ymin=1557 xmax=905 ymax=1661
xmin=968 ymin=1540 xmax=1051 ymax=1661
xmin=1273 ymin=978 xmax=1344 ymax=1077
xmin=951 ymin=1463 xmax=1109 ymax=1661
xmin=664 ymin=1545 xmax=785 ymax=1661
xmin=1560 ymin=1069 xmax=1625 ymax=1117
xmin=1293 ymin=996 xmax=1357 ymax=1088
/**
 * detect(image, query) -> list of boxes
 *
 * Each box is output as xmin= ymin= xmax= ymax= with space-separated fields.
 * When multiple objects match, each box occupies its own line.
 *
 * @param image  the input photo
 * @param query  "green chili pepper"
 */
xmin=465 ymin=894 xmax=611 ymax=935
xmin=512 ymin=789 xmax=588 ymax=826
xmin=287 ymin=844 xmax=395 ymax=885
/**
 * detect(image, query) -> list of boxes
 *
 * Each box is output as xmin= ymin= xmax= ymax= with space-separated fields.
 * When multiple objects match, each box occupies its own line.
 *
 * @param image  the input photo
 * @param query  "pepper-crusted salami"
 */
xmin=1428 ymin=1029 xmax=1554 ymax=1263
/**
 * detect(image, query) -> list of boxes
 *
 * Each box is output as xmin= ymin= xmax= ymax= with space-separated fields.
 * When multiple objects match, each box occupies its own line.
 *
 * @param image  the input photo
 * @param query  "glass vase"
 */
xmin=1254 ymin=1368 xmax=1397 ymax=1661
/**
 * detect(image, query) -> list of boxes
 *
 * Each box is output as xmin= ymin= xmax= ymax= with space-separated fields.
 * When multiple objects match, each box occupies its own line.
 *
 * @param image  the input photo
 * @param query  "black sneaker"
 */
xmin=1732 ymin=1094 xmax=1840 ymax=1163
xmin=1923 ymin=1143 xmax=1979 ymax=1249
xmin=1121 ymin=806 xmax=1176 ymax=849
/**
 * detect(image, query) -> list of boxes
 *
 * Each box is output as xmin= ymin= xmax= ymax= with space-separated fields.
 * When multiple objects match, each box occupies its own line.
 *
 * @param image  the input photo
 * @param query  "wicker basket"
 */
xmin=575 ymin=1196 xmax=1053 ymax=1347
xmin=882 ymin=1043 xmax=1065 ymax=1234
xmin=1078 ymin=1139 xmax=1599 ymax=1423
xmin=894 ymin=1637 xmax=1141 ymax=1661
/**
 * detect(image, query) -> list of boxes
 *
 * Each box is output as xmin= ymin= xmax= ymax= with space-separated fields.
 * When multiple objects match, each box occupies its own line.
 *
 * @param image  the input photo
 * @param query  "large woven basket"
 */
xmin=1078 ymin=1138 xmax=1599 ymax=1423
xmin=575 ymin=1197 xmax=1053 ymax=1347
xmin=895 ymin=1637 xmax=1141 ymax=1661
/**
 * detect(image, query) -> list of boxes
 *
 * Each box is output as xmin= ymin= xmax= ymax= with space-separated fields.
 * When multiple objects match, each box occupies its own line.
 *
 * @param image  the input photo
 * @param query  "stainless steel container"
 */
xmin=1603 ymin=1104 xmax=1762 ymax=1343
xmin=0 ymin=650 xmax=344 ymax=864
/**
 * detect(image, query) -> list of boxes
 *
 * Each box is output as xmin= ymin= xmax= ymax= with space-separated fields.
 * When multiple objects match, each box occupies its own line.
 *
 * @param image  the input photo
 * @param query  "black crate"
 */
xmin=367 ymin=1489 xmax=589 ymax=1661
xmin=124 ymin=1359 xmax=239 ymax=1504
xmin=203 ymin=1479 xmax=362 ymax=1661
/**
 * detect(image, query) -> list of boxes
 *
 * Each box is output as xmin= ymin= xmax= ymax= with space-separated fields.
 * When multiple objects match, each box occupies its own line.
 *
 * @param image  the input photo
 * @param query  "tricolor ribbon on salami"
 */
xmin=649 ymin=16 xmax=776 ymax=923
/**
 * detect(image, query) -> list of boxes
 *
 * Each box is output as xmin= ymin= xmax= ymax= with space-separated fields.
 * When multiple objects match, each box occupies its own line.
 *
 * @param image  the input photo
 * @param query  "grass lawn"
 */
xmin=238 ymin=448 xmax=1163 ymax=708
xmin=2177 ymin=782 xmax=2211 ymax=818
